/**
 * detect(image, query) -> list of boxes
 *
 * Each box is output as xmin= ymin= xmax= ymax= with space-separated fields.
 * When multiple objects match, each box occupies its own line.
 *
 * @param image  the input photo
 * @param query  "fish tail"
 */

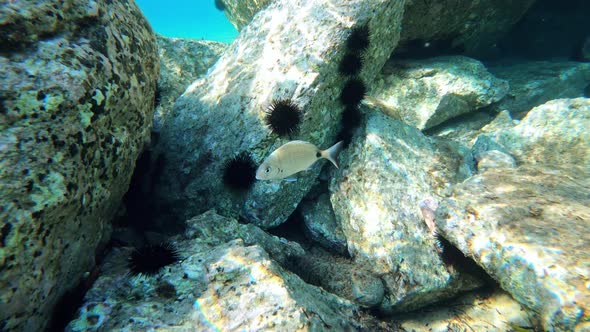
xmin=321 ymin=141 xmax=344 ymax=168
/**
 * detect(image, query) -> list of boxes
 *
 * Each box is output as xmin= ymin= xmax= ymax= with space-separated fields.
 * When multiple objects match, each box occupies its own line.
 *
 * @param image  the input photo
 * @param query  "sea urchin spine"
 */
xmin=222 ymin=153 xmax=258 ymax=191
xmin=264 ymin=98 xmax=302 ymax=138
xmin=338 ymin=53 xmax=363 ymax=76
xmin=340 ymin=79 xmax=366 ymax=107
xmin=128 ymin=242 xmax=181 ymax=277
xmin=346 ymin=25 xmax=370 ymax=54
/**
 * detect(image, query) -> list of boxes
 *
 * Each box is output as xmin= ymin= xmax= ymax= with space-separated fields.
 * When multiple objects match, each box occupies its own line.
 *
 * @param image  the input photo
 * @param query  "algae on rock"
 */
xmin=0 ymin=1 xmax=159 ymax=330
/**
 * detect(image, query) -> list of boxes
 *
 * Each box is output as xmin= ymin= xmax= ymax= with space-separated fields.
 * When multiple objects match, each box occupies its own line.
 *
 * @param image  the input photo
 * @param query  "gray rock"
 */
xmin=493 ymin=98 xmax=590 ymax=168
xmin=475 ymin=150 xmax=516 ymax=173
xmin=155 ymin=0 xmax=407 ymax=228
xmin=0 ymin=1 xmax=158 ymax=330
xmin=397 ymin=0 xmax=536 ymax=57
xmin=223 ymin=0 xmax=535 ymax=57
xmin=183 ymin=209 xmax=305 ymax=266
xmin=329 ymin=111 xmax=482 ymax=313
xmin=66 ymin=211 xmax=361 ymax=331
xmin=435 ymin=165 xmax=590 ymax=331
xmin=472 ymin=134 xmax=511 ymax=160
xmin=221 ymin=0 xmax=273 ymax=31
xmin=293 ymin=246 xmax=385 ymax=309
xmin=490 ymin=61 xmax=590 ymax=118
xmin=154 ymin=35 xmax=227 ymax=132
xmin=300 ymin=193 xmax=348 ymax=255
xmin=396 ymin=288 xmax=536 ymax=331
xmin=427 ymin=109 xmax=516 ymax=146
xmin=370 ymin=56 xmax=509 ymax=130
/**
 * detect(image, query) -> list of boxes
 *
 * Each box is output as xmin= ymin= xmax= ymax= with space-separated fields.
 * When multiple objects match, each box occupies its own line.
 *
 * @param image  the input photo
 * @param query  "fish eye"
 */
xmin=265 ymin=167 xmax=271 ymax=173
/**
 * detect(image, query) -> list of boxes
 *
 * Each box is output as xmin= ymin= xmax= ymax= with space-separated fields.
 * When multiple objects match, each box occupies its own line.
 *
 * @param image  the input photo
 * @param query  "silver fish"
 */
xmin=256 ymin=140 xmax=344 ymax=180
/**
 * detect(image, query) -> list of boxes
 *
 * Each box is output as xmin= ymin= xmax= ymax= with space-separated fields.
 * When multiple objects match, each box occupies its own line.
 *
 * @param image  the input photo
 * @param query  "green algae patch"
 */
xmin=30 ymin=171 xmax=67 ymax=212
xmin=78 ymin=102 xmax=94 ymax=128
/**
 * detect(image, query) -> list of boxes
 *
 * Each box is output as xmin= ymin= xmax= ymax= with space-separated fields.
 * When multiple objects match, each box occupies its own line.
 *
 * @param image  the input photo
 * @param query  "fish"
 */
xmin=256 ymin=140 xmax=344 ymax=180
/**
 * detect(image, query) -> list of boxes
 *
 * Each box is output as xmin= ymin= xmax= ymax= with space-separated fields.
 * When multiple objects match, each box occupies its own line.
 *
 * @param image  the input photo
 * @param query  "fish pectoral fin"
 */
xmin=284 ymin=177 xmax=298 ymax=182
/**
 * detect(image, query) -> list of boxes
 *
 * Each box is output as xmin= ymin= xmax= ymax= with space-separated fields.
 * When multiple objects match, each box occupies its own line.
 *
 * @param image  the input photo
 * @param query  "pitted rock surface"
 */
xmin=0 ymin=1 xmax=159 ymax=330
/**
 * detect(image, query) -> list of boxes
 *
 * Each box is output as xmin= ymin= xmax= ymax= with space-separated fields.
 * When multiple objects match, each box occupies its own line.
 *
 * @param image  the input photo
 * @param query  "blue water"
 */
xmin=136 ymin=0 xmax=238 ymax=43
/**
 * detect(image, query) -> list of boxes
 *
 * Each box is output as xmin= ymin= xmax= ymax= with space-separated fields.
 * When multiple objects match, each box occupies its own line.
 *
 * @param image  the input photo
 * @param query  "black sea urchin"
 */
xmin=265 ymin=99 xmax=302 ymax=137
xmin=222 ymin=153 xmax=257 ymax=191
xmin=128 ymin=242 xmax=181 ymax=277
xmin=338 ymin=53 xmax=363 ymax=76
xmin=340 ymin=79 xmax=366 ymax=107
xmin=341 ymin=105 xmax=362 ymax=131
xmin=346 ymin=25 xmax=370 ymax=54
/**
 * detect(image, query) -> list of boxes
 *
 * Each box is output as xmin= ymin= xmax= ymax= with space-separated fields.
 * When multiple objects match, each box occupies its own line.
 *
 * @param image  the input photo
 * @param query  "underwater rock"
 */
xmin=67 ymin=211 xmax=360 ymax=331
xmin=395 ymin=288 xmax=536 ymax=331
xmin=493 ymin=98 xmax=590 ymax=168
xmin=156 ymin=0 xmax=407 ymax=228
xmin=294 ymin=247 xmax=385 ymax=309
xmin=329 ymin=110 xmax=482 ymax=313
xmin=300 ymin=193 xmax=348 ymax=255
xmin=475 ymin=150 xmax=517 ymax=173
xmin=426 ymin=109 xmax=516 ymax=146
xmin=435 ymin=165 xmax=590 ymax=331
xmin=0 ymin=1 xmax=158 ymax=330
xmin=397 ymin=0 xmax=536 ymax=57
xmin=370 ymin=56 xmax=509 ymax=130
xmin=220 ymin=0 xmax=273 ymax=31
xmin=154 ymin=35 xmax=226 ymax=132
xmin=489 ymin=61 xmax=590 ymax=118
xmin=182 ymin=209 xmax=305 ymax=266
xmin=223 ymin=0 xmax=534 ymax=57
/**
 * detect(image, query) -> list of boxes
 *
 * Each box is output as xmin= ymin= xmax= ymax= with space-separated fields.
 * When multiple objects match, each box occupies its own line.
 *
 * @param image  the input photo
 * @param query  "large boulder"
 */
xmin=222 ymin=0 xmax=535 ymax=57
xmin=66 ymin=211 xmax=362 ymax=331
xmin=370 ymin=56 xmax=509 ymax=130
xmin=329 ymin=110 xmax=481 ymax=312
xmin=154 ymin=35 xmax=226 ymax=131
xmin=0 ymin=1 xmax=159 ymax=330
xmin=493 ymin=98 xmax=590 ymax=168
xmin=155 ymin=0 xmax=407 ymax=228
xmin=396 ymin=288 xmax=534 ymax=331
xmin=436 ymin=165 xmax=590 ymax=331
xmin=397 ymin=0 xmax=535 ymax=56
xmin=220 ymin=0 xmax=273 ymax=31
xmin=436 ymin=98 xmax=590 ymax=331
xmin=490 ymin=61 xmax=590 ymax=118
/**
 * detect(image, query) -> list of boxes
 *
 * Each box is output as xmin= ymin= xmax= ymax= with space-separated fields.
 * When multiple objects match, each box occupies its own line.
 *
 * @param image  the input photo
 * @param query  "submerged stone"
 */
xmin=154 ymin=35 xmax=226 ymax=132
xmin=490 ymin=61 xmax=590 ymax=118
xmin=436 ymin=165 xmax=590 ymax=331
xmin=370 ymin=56 xmax=509 ymax=130
xmin=330 ymin=110 xmax=482 ymax=312
xmin=0 ymin=1 xmax=158 ymax=330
